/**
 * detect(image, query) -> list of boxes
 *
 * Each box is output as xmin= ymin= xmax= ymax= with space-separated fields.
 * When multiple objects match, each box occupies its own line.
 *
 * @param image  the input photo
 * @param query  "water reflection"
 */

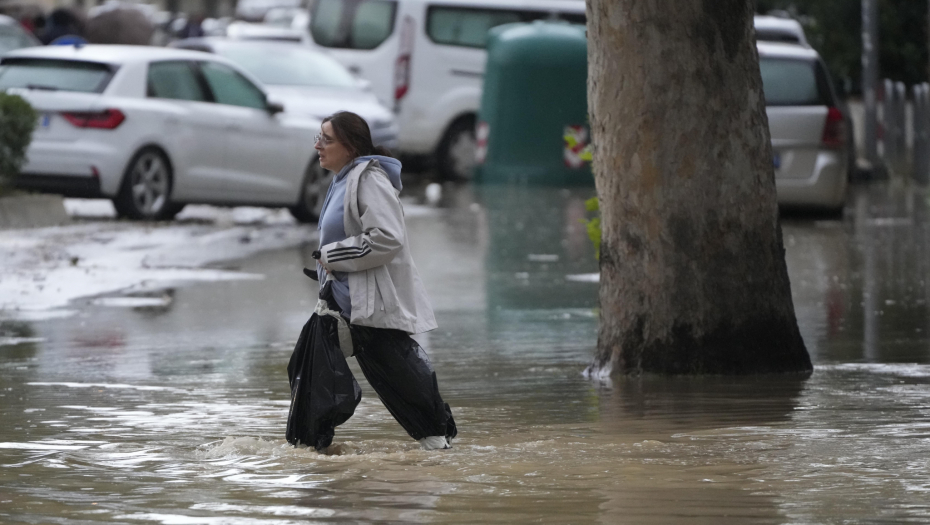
xmin=478 ymin=186 xmax=598 ymax=312
xmin=783 ymin=180 xmax=930 ymax=363
xmin=2 ymin=182 xmax=930 ymax=523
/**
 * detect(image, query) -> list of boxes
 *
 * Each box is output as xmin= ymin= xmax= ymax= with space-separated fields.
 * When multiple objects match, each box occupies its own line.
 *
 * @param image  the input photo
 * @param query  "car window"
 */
xmin=218 ymin=45 xmax=356 ymax=88
xmin=311 ymin=0 xmax=397 ymax=50
xmin=350 ymin=1 xmax=395 ymax=49
xmin=147 ymin=61 xmax=207 ymax=101
xmin=760 ymin=57 xmax=833 ymax=106
xmin=199 ymin=61 xmax=267 ymax=109
xmin=428 ymin=7 xmax=522 ymax=48
xmin=0 ymin=58 xmax=113 ymax=93
xmin=426 ymin=6 xmax=580 ymax=48
xmin=310 ymin=0 xmax=343 ymax=46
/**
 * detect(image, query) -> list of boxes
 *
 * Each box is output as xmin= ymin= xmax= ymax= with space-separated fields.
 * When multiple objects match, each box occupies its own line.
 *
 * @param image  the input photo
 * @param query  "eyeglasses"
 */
xmin=314 ymin=134 xmax=335 ymax=146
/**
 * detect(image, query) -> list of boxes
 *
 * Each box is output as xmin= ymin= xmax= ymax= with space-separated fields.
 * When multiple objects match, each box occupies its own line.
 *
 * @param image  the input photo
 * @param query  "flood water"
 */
xmin=3 ymin=181 xmax=930 ymax=524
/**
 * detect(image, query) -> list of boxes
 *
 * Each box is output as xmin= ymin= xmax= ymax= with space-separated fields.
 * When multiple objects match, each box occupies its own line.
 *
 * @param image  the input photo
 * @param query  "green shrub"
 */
xmin=581 ymin=196 xmax=601 ymax=260
xmin=0 ymin=92 xmax=38 ymax=191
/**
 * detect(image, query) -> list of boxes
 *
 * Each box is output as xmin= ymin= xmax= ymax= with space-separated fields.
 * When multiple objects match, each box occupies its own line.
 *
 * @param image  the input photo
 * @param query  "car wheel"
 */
xmin=437 ymin=116 xmax=477 ymax=181
xmin=113 ymin=147 xmax=183 ymax=221
xmin=289 ymin=157 xmax=333 ymax=223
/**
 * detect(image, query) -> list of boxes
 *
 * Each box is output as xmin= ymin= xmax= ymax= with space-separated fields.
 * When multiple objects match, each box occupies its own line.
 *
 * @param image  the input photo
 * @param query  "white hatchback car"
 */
xmin=759 ymin=42 xmax=849 ymax=212
xmin=1 ymin=45 xmax=327 ymax=221
xmin=169 ymin=38 xmax=398 ymax=150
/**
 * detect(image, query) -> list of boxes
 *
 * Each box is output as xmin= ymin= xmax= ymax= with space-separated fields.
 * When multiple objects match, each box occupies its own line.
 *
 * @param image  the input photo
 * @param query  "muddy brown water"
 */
xmin=2 ymin=182 xmax=930 ymax=523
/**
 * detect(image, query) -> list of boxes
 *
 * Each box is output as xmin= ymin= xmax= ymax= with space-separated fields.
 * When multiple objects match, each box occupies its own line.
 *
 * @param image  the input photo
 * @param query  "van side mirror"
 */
xmin=267 ymin=101 xmax=285 ymax=114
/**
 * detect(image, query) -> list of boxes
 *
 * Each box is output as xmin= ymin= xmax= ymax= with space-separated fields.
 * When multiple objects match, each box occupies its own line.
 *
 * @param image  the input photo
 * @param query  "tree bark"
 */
xmin=585 ymin=0 xmax=811 ymax=376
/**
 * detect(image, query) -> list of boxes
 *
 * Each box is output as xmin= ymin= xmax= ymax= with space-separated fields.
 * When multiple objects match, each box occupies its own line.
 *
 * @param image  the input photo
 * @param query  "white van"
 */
xmin=753 ymin=15 xmax=809 ymax=47
xmin=306 ymin=0 xmax=586 ymax=179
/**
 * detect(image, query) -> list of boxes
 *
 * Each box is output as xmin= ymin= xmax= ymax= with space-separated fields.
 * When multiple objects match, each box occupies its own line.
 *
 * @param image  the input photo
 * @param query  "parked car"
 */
xmin=754 ymin=15 xmax=809 ymax=47
xmin=235 ymin=0 xmax=301 ymax=22
xmin=170 ymin=38 xmax=398 ymax=151
xmin=0 ymin=14 xmax=40 ymax=55
xmin=0 ymin=45 xmax=328 ymax=222
xmin=224 ymin=20 xmax=306 ymax=43
xmin=263 ymin=7 xmax=309 ymax=31
xmin=306 ymin=0 xmax=586 ymax=180
xmin=759 ymin=41 xmax=848 ymax=213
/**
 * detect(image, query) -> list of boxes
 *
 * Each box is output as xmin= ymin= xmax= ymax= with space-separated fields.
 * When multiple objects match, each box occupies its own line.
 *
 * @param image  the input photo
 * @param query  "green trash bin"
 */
xmin=475 ymin=21 xmax=592 ymax=186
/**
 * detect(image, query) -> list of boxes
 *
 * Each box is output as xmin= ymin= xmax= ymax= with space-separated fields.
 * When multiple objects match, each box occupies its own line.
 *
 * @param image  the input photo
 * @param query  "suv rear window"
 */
xmin=755 ymin=30 xmax=802 ymax=44
xmin=426 ymin=6 xmax=584 ymax=48
xmin=0 ymin=58 xmax=114 ymax=93
xmin=760 ymin=57 xmax=834 ymax=106
xmin=311 ymin=0 xmax=397 ymax=50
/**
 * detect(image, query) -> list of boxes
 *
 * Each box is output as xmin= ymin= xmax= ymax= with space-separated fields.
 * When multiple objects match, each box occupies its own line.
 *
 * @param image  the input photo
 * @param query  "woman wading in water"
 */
xmin=309 ymin=111 xmax=456 ymax=450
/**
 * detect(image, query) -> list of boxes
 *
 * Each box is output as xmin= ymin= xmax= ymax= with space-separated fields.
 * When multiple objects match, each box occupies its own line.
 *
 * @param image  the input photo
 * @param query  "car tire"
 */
xmin=289 ymin=157 xmax=332 ymax=223
xmin=436 ymin=116 xmax=477 ymax=181
xmin=113 ymin=147 xmax=184 ymax=221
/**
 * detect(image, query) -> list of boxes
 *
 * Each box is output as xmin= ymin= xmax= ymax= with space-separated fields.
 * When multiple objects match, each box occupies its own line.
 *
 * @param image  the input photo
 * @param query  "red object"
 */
xmin=393 ymin=15 xmax=415 ymax=103
xmin=393 ymin=55 xmax=410 ymax=102
xmin=62 ymin=109 xmax=125 ymax=129
xmin=821 ymin=106 xmax=846 ymax=150
xmin=564 ymin=125 xmax=589 ymax=168
xmin=475 ymin=121 xmax=489 ymax=164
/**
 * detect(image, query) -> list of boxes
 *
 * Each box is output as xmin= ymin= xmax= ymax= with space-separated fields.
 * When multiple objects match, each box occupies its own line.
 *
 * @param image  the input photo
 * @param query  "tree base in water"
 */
xmin=586 ymin=314 xmax=812 ymax=377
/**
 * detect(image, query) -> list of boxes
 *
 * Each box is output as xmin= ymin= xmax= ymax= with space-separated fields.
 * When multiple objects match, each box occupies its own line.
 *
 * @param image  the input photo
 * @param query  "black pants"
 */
xmin=350 ymin=325 xmax=457 ymax=442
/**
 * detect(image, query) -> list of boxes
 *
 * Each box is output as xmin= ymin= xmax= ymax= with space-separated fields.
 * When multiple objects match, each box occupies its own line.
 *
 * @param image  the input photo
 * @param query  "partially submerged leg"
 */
xmin=351 ymin=325 xmax=457 ymax=446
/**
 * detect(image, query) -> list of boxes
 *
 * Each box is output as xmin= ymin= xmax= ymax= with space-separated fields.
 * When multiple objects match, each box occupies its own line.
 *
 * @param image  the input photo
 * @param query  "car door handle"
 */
xmin=226 ymin=124 xmax=242 ymax=132
xmin=166 ymin=117 xmax=180 ymax=126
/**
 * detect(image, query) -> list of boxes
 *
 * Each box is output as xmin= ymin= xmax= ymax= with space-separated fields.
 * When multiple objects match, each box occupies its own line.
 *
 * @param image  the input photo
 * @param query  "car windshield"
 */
xmin=0 ymin=26 xmax=38 ymax=55
xmin=311 ymin=0 xmax=397 ymax=50
xmin=0 ymin=58 xmax=113 ymax=93
xmin=760 ymin=57 xmax=832 ymax=106
xmin=216 ymin=45 xmax=357 ymax=88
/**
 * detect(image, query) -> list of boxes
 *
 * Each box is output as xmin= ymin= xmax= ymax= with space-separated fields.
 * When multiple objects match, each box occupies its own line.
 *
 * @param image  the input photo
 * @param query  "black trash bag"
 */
xmin=286 ymin=281 xmax=361 ymax=450
xmin=352 ymin=325 xmax=457 ymax=442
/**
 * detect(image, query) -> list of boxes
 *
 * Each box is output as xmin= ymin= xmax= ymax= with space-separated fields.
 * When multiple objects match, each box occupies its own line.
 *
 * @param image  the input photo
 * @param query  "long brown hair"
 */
xmin=322 ymin=111 xmax=393 ymax=159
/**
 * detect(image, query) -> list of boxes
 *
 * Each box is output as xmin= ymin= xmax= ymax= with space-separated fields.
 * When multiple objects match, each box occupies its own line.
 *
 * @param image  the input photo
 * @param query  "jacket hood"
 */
xmin=357 ymin=155 xmax=402 ymax=191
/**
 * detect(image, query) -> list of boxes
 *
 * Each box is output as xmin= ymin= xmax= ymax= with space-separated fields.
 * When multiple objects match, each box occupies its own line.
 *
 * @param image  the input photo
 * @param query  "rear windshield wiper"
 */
xmin=25 ymin=84 xmax=59 ymax=91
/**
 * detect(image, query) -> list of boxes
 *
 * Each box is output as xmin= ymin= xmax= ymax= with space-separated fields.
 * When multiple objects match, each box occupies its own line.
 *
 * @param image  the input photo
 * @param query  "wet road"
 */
xmin=2 ymin=181 xmax=930 ymax=523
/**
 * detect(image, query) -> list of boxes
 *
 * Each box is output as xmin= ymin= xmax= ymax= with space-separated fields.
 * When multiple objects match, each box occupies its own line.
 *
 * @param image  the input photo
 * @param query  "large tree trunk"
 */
xmin=585 ymin=0 xmax=811 ymax=376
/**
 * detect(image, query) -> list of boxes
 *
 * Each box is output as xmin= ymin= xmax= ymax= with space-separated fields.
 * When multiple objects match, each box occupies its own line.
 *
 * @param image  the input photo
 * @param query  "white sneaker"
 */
xmin=418 ymin=436 xmax=451 ymax=450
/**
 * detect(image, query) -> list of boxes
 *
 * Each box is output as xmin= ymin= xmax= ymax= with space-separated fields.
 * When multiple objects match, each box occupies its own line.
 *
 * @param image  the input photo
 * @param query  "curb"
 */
xmin=0 ymin=194 xmax=71 ymax=229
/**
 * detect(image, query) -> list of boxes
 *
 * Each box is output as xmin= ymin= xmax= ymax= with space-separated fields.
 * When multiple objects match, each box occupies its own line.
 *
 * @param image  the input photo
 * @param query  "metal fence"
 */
xmin=875 ymin=78 xmax=930 ymax=184
xmin=879 ymin=79 xmax=907 ymax=175
xmin=912 ymin=82 xmax=930 ymax=184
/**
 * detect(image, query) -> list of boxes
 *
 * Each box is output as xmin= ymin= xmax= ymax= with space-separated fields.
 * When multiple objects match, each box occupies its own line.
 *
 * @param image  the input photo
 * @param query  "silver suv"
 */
xmin=760 ymin=41 xmax=848 ymax=213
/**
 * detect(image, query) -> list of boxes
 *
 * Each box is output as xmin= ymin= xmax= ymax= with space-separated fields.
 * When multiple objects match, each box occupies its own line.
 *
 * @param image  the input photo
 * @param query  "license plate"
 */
xmin=37 ymin=113 xmax=51 ymax=130
xmin=773 ymin=151 xmax=781 ymax=169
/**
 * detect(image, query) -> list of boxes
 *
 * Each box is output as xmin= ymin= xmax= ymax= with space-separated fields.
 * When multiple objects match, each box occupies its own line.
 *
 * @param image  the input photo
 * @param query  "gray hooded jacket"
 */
xmin=318 ymin=159 xmax=438 ymax=334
